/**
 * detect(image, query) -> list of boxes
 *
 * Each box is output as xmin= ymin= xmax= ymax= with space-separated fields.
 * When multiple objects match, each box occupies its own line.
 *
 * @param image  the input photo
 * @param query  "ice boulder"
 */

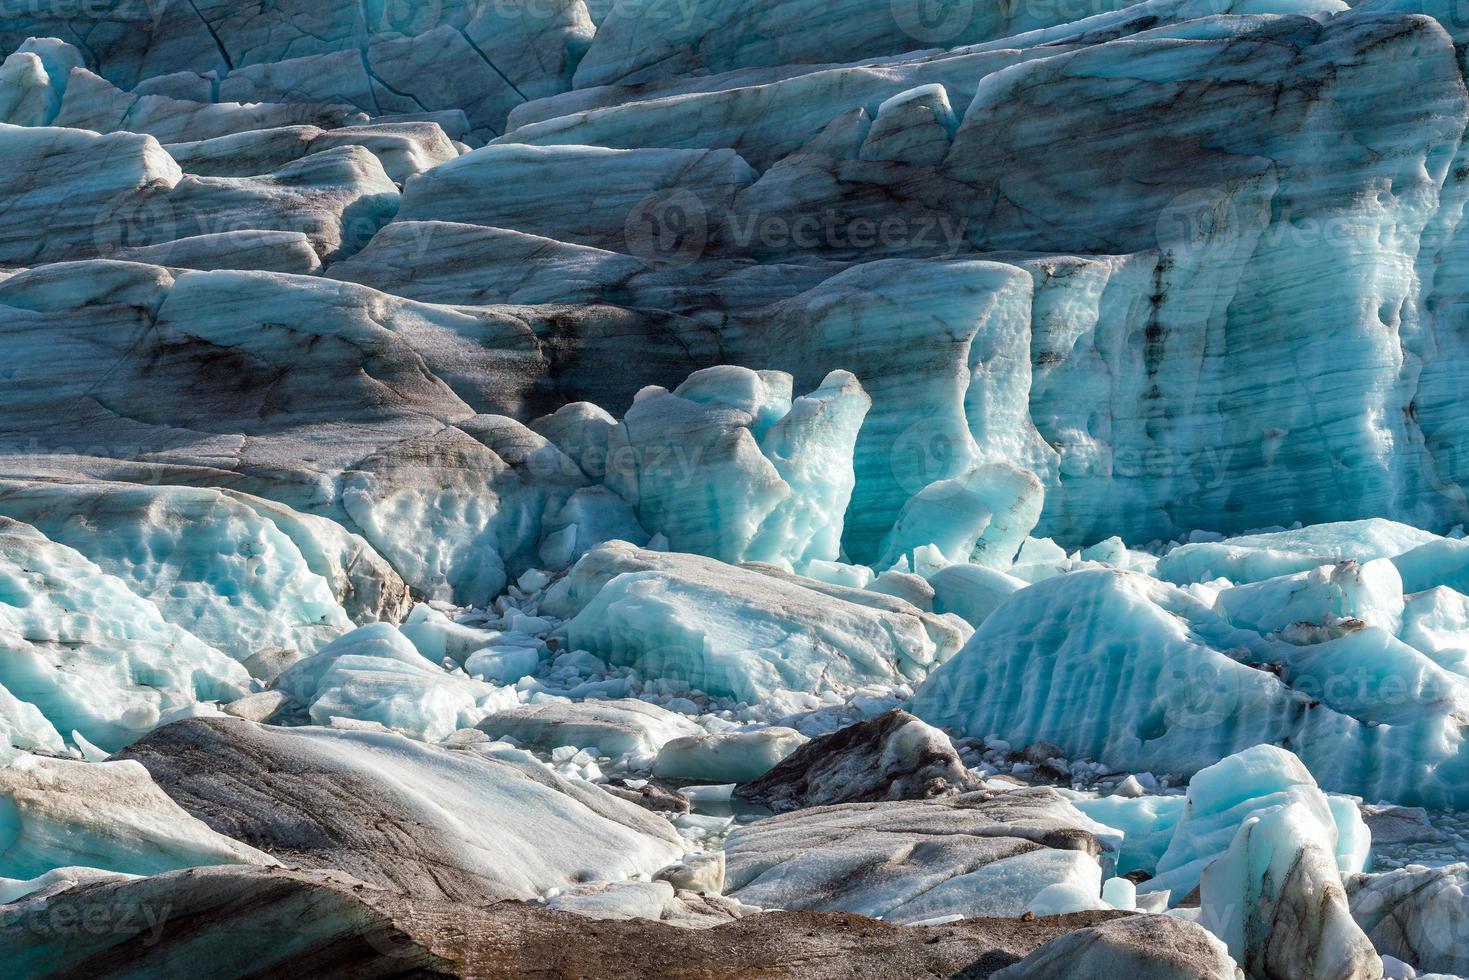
xmin=117 ymin=717 xmax=686 ymax=902
xmin=1147 ymin=746 xmax=1370 ymax=901
xmin=275 ymin=623 xmax=516 ymax=742
xmin=396 ymin=604 xmax=505 ymax=667
xmin=1347 ymin=864 xmax=1469 ymax=977
xmin=0 ymin=481 xmax=385 ymax=677
xmin=1399 ymin=587 xmax=1469 ymax=678
xmin=860 ymin=84 xmax=959 ymax=167
xmin=478 ymin=699 xmax=703 ymax=760
xmin=1213 ymin=559 xmax=1406 ymax=640
xmin=734 ymin=709 xmax=980 ymax=813
xmin=723 ymin=787 xmax=1116 ymax=923
xmin=603 ymin=366 xmax=870 ymax=569
xmin=540 ymin=878 xmax=749 ymax=926
xmin=553 ymin=542 xmax=951 ymax=703
xmin=1200 ymin=798 xmax=1380 ymax=979
xmin=462 ymin=635 xmax=547 ymax=685
xmin=0 ymin=753 xmax=271 ymax=881
xmin=0 ymin=518 xmax=249 ymax=753
xmin=1159 ymin=521 xmax=1441 ymax=587
xmin=926 ymin=562 xmax=1028 ymax=628
xmin=0 ymin=48 xmax=61 ymax=127
xmin=1394 ymin=535 xmax=1469 ymax=595
xmin=651 ymin=728 xmax=807 ymax=783
xmin=876 ymin=462 xmax=1044 ymax=571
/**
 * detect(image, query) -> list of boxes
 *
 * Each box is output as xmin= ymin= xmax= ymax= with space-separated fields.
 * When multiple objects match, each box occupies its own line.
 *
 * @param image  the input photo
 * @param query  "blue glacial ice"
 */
xmin=0 ymin=753 xmax=272 ymax=882
xmin=9 ymin=0 xmax=1469 ymax=972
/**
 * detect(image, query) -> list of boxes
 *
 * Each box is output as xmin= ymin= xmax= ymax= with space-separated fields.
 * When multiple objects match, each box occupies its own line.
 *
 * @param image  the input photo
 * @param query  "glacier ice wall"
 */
xmin=7 ymin=0 xmax=1469 ymax=557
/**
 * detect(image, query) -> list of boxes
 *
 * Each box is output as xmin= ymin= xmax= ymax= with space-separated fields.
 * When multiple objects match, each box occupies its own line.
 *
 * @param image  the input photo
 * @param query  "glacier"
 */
xmin=5 ymin=0 xmax=1469 ymax=975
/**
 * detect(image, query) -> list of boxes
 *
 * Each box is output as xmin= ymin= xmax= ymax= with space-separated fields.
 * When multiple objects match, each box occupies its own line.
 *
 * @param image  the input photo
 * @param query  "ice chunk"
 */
xmin=1394 ymin=535 xmax=1469 ymax=595
xmin=1026 ymin=881 xmax=1110 ymax=915
xmin=558 ymin=542 xmax=947 ymax=703
xmin=604 ymin=366 xmax=869 ymax=569
xmin=927 ymin=563 xmax=1028 ymax=628
xmin=0 ymin=753 xmax=271 ymax=880
xmin=1200 ymin=799 xmax=1380 ymax=979
xmin=0 ymin=124 xmax=181 ymax=266
xmin=655 ymin=851 xmax=726 ymax=895
xmin=867 ymin=569 xmax=935 ymax=610
xmin=747 ymin=370 xmax=872 ymax=569
xmin=0 ymin=51 xmax=57 ymax=127
xmin=860 ymin=85 xmax=958 ymax=166
xmin=478 ymin=699 xmax=702 ymax=758
xmin=398 ymin=604 xmax=502 ymax=666
xmin=652 ymin=728 xmax=807 ymax=783
xmin=1347 ymin=864 xmax=1469 ymax=977
xmin=0 ymin=481 xmax=360 ymax=676
xmin=464 ymin=641 xmax=545 ymax=686
xmin=118 ymin=717 xmax=685 ymax=902
xmin=1399 ymin=587 xmax=1469 ymax=678
xmin=1213 ymin=559 xmax=1406 ymax=639
xmin=1149 ymin=746 xmax=1369 ymax=900
xmin=914 ymin=571 xmax=1292 ymax=775
xmin=723 ymin=788 xmax=1113 ymax=923
xmin=1160 ymin=520 xmax=1440 ymax=586
xmin=876 ymin=463 xmax=1043 ymax=570
xmin=276 ymin=623 xmax=512 ymax=742
xmin=0 ymin=518 xmax=249 ymax=752
xmin=543 ymin=879 xmax=678 ymax=921
xmin=734 ymin=710 xmax=979 ymax=812
xmin=1101 ymin=876 xmax=1136 ymax=911
xmin=802 ymin=559 xmax=875 ymax=589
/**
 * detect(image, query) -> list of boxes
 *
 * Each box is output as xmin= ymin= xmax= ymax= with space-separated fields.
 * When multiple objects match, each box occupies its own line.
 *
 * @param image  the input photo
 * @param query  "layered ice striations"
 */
xmin=8 ymin=0 xmax=1469 ymax=974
